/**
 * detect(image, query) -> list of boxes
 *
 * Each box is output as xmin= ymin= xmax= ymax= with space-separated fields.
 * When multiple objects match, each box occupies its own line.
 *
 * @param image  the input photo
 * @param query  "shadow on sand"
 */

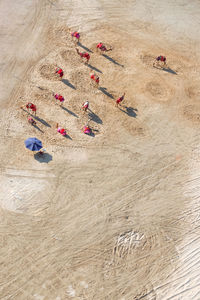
xmin=32 ymin=124 xmax=44 ymax=133
xmin=77 ymin=42 xmax=93 ymax=53
xmin=63 ymin=134 xmax=72 ymax=140
xmin=85 ymin=131 xmax=95 ymax=137
xmin=87 ymin=63 xmax=102 ymax=74
xmin=102 ymin=54 xmax=124 ymax=67
xmin=61 ymin=106 xmax=78 ymax=118
xmin=34 ymin=116 xmax=51 ymax=127
xmin=119 ymin=106 xmax=138 ymax=118
xmin=62 ymin=79 xmax=76 ymax=89
xmin=34 ymin=152 xmax=52 ymax=163
xmin=88 ymin=110 xmax=103 ymax=124
xmin=20 ymin=108 xmax=51 ymax=128
xmin=153 ymin=65 xmax=177 ymax=75
xmin=99 ymin=87 xmax=114 ymax=99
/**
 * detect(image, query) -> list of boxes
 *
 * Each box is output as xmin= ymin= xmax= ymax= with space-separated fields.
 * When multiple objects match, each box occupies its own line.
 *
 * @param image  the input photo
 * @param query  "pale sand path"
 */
xmin=0 ymin=0 xmax=200 ymax=299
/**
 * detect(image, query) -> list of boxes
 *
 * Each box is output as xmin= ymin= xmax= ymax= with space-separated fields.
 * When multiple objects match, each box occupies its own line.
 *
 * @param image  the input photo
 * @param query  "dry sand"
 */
xmin=0 ymin=0 xmax=200 ymax=299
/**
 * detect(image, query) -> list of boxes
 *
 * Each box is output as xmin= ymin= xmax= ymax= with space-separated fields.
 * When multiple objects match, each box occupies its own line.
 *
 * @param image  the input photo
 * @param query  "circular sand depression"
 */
xmin=68 ymin=68 xmax=90 ymax=92
xmin=33 ymin=88 xmax=53 ymax=103
xmin=183 ymin=104 xmax=200 ymax=124
xmin=122 ymin=118 xmax=146 ymax=137
xmin=186 ymin=84 xmax=200 ymax=100
xmin=39 ymin=64 xmax=61 ymax=81
xmin=141 ymin=54 xmax=186 ymax=74
xmin=53 ymin=26 xmax=70 ymax=40
xmin=60 ymin=49 xmax=81 ymax=68
xmin=145 ymin=80 xmax=172 ymax=102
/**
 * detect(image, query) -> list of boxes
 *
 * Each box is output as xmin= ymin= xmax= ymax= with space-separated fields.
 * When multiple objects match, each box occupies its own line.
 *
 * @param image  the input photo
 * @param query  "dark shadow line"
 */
xmin=33 ymin=124 xmax=44 ymax=133
xmin=33 ymin=116 xmax=51 ymax=127
xmin=21 ymin=108 xmax=29 ymax=114
xmin=153 ymin=66 xmax=177 ymax=75
xmin=63 ymin=134 xmax=72 ymax=140
xmin=36 ymin=86 xmax=46 ymax=90
xmin=99 ymin=87 xmax=114 ymax=99
xmin=20 ymin=108 xmax=51 ymax=127
xmin=102 ymin=54 xmax=124 ymax=67
xmin=61 ymin=106 xmax=78 ymax=118
xmin=162 ymin=67 xmax=177 ymax=75
xmin=87 ymin=63 xmax=102 ymax=74
xmin=78 ymin=42 xmax=93 ymax=53
xmin=85 ymin=131 xmax=95 ymax=137
xmin=62 ymin=79 xmax=76 ymax=89
xmin=88 ymin=110 xmax=103 ymax=124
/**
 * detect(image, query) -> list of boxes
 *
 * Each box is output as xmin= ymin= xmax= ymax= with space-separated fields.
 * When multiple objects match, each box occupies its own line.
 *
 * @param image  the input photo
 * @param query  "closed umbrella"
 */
xmin=24 ymin=137 xmax=42 ymax=151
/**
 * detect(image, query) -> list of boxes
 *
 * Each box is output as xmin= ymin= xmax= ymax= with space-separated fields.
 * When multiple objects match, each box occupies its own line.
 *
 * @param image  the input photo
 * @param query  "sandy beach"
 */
xmin=0 ymin=0 xmax=200 ymax=299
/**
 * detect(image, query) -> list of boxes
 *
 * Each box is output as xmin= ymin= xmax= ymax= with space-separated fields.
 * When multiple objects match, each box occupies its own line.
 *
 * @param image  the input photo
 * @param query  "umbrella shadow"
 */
xmin=34 ymin=152 xmax=52 ymax=163
xmin=88 ymin=109 xmax=103 ymax=124
xmin=87 ymin=63 xmax=102 ymax=73
xmin=33 ymin=116 xmax=51 ymax=127
xmin=102 ymin=54 xmax=124 ymax=67
xmin=61 ymin=106 xmax=78 ymax=118
xmin=119 ymin=106 xmax=138 ymax=118
xmin=62 ymin=79 xmax=76 ymax=89
xmin=99 ymin=87 xmax=114 ymax=99
xmin=153 ymin=65 xmax=177 ymax=75
xmin=77 ymin=42 xmax=93 ymax=53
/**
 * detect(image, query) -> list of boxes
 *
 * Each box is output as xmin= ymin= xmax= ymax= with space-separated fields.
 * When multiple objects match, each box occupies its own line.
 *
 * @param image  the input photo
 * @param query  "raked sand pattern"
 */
xmin=0 ymin=0 xmax=200 ymax=299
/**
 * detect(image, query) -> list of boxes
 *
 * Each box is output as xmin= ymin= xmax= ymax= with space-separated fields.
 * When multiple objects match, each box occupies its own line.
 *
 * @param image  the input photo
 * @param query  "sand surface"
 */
xmin=0 ymin=0 xmax=200 ymax=299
